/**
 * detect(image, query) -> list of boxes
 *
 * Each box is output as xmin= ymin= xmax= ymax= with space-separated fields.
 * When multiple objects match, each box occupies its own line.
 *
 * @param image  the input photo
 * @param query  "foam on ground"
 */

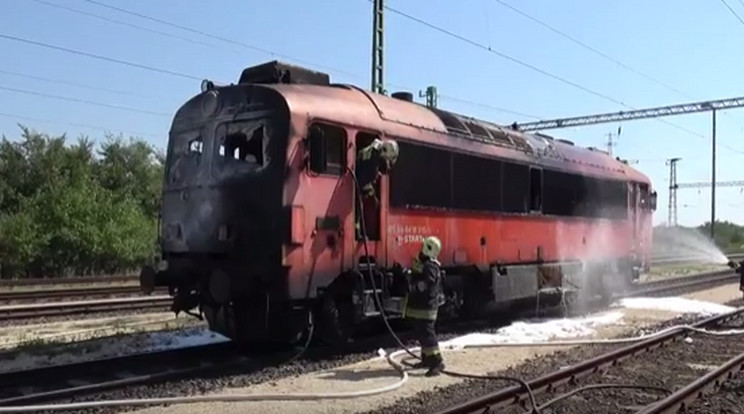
xmin=443 ymin=311 xmax=625 ymax=350
xmin=0 ymin=326 xmax=229 ymax=374
xmin=615 ymin=296 xmax=735 ymax=316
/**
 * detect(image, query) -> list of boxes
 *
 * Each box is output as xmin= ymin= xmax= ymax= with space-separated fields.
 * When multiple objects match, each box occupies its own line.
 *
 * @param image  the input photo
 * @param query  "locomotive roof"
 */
xmin=261 ymin=82 xmax=651 ymax=185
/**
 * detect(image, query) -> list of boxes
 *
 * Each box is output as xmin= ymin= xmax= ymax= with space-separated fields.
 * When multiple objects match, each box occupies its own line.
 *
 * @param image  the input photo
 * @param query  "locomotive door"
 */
xmin=306 ymin=122 xmax=351 ymax=287
xmin=354 ymin=131 xmax=383 ymax=245
xmin=629 ymin=183 xmax=638 ymax=245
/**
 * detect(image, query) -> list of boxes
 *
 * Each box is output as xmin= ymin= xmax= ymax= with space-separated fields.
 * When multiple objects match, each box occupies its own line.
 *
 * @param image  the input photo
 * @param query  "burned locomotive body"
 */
xmin=143 ymin=71 xmax=300 ymax=343
xmin=141 ymin=61 xmax=657 ymax=344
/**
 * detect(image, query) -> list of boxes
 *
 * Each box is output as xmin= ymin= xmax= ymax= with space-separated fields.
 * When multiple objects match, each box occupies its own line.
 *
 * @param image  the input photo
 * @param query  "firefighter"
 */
xmin=355 ymin=138 xmax=399 ymax=202
xmin=740 ymin=260 xmax=744 ymax=298
xmin=405 ymin=236 xmax=445 ymax=377
xmin=727 ymin=259 xmax=744 ymax=298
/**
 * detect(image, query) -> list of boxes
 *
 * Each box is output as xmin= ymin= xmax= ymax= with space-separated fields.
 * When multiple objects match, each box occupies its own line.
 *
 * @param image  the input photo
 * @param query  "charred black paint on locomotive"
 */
xmin=160 ymin=84 xmax=298 ymax=341
xmin=238 ymin=60 xmax=330 ymax=86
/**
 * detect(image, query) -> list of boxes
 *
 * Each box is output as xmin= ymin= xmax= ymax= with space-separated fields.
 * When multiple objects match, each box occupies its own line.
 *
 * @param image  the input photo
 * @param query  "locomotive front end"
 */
xmin=139 ymin=79 xmax=295 ymax=343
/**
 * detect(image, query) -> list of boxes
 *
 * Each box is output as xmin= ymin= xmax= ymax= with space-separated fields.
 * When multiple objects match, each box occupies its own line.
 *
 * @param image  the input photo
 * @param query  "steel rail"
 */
xmin=626 ymin=271 xmax=738 ymax=298
xmin=0 ymin=275 xmax=137 ymax=287
xmin=0 ymin=341 xmax=235 ymax=406
xmin=636 ymin=349 xmax=744 ymax=414
xmin=0 ymin=296 xmax=172 ymax=321
xmin=433 ymin=307 xmax=744 ymax=414
xmin=0 ymin=286 xmax=166 ymax=301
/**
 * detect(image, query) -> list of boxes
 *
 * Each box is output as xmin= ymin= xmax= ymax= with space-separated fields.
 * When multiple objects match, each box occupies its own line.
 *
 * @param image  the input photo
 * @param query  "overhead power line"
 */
xmin=0 ymin=111 xmax=160 ymax=139
xmin=514 ymin=95 xmax=744 ymax=155
xmin=0 ymin=68 xmax=151 ymax=98
xmin=515 ymin=96 xmax=744 ymax=131
xmin=491 ymin=0 xmax=694 ymax=99
xmin=381 ymin=3 xmax=627 ymax=107
xmin=80 ymin=0 xmax=538 ymax=118
xmin=380 ymin=2 xmax=704 ymax=139
xmin=83 ymin=0 xmax=363 ymax=81
xmin=438 ymin=94 xmax=541 ymax=119
xmin=677 ymin=180 xmax=744 ymax=189
xmin=0 ymin=33 xmax=201 ymax=81
xmin=720 ymin=0 xmax=744 ymax=26
xmin=31 ymin=0 xmax=228 ymax=52
xmin=0 ymin=85 xmax=170 ymax=117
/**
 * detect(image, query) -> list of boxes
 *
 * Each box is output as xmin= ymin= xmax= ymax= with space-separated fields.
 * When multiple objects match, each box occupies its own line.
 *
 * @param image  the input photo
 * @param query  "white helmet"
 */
xmin=380 ymin=140 xmax=399 ymax=163
xmin=421 ymin=236 xmax=442 ymax=260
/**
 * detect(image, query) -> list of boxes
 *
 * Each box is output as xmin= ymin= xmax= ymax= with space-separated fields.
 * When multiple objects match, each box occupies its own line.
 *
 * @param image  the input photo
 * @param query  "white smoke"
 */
xmin=554 ymin=217 xmax=624 ymax=314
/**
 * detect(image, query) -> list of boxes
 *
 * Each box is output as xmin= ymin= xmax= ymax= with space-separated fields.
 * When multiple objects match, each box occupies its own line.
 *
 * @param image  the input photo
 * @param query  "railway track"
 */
xmin=0 ymin=285 xmax=166 ymax=303
xmin=0 ymin=270 xmax=738 ymax=323
xmin=0 ymin=296 xmax=172 ymax=321
xmin=626 ymin=269 xmax=738 ymax=297
xmin=0 ymin=341 xmax=239 ymax=407
xmin=434 ymin=307 xmax=744 ymax=414
xmin=649 ymin=252 xmax=744 ymax=267
xmin=638 ymin=348 xmax=744 ymax=414
xmin=0 ymin=253 xmax=737 ymax=308
xmin=0 ymin=274 xmax=137 ymax=287
xmin=0 ymin=268 xmax=739 ymax=412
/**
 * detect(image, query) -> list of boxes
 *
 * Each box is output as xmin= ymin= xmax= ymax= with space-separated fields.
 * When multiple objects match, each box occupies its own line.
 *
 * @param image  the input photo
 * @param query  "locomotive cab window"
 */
xmin=390 ymin=141 xmax=452 ymax=209
xmin=308 ymin=123 xmax=346 ymax=176
xmin=529 ymin=167 xmax=543 ymax=213
xmin=219 ymin=124 xmax=265 ymax=165
xmin=502 ymin=162 xmax=530 ymax=213
xmin=188 ymin=137 xmax=203 ymax=154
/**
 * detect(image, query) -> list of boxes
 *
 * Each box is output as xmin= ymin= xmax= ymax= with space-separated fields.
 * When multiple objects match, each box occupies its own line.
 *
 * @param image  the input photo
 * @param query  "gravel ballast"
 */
xmin=362 ymin=295 xmax=744 ymax=414
xmin=9 ymin=285 xmax=743 ymax=414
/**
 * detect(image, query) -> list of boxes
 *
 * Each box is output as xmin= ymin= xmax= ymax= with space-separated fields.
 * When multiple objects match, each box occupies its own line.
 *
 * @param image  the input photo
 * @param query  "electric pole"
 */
xmin=666 ymin=157 xmax=681 ymax=227
xmin=419 ymin=86 xmax=438 ymax=108
xmin=371 ymin=0 xmax=384 ymax=94
xmin=605 ymin=126 xmax=621 ymax=156
xmin=711 ymin=109 xmax=717 ymax=240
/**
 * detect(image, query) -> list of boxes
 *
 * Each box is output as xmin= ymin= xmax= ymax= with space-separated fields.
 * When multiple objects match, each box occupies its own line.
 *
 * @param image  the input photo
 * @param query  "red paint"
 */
xmin=273 ymin=84 xmax=654 ymax=299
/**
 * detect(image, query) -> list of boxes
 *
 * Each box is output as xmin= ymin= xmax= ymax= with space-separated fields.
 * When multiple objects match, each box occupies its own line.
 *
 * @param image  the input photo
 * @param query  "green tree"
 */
xmin=0 ymin=126 xmax=163 ymax=279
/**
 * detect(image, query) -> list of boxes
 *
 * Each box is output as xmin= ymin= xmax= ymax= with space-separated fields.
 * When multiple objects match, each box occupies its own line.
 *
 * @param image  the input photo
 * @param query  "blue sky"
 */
xmin=2 ymin=0 xmax=744 ymax=227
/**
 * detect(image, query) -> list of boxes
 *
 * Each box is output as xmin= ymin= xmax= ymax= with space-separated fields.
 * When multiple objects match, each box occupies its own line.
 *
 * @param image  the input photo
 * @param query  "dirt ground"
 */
xmin=121 ymin=284 xmax=742 ymax=414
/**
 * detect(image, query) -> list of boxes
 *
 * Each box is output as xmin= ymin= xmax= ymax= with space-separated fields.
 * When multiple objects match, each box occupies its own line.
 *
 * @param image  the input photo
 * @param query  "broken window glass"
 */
xmin=217 ymin=122 xmax=266 ymax=166
xmin=188 ymin=138 xmax=203 ymax=154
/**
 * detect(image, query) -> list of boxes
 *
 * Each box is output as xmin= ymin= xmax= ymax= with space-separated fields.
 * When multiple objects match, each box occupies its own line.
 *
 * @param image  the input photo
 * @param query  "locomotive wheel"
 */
xmin=318 ymin=295 xmax=356 ymax=347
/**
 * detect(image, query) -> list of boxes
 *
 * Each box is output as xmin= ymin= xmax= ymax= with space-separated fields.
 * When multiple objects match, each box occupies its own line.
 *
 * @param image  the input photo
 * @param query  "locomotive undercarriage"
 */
xmin=140 ymin=255 xmax=312 ymax=345
xmin=307 ymin=255 xmax=639 ymax=345
xmin=141 ymin=254 xmax=639 ymax=346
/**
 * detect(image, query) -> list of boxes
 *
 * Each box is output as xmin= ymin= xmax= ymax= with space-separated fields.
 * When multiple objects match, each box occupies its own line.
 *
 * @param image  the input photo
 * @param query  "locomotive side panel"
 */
xmin=385 ymin=212 xmax=631 ymax=270
xmin=283 ymin=120 xmax=392 ymax=300
xmin=282 ymin=116 xmax=356 ymax=300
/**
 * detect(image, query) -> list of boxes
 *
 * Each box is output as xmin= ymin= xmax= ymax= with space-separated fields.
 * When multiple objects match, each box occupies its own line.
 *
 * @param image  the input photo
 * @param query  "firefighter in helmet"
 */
xmin=405 ymin=236 xmax=445 ymax=377
xmin=355 ymin=138 xmax=399 ymax=203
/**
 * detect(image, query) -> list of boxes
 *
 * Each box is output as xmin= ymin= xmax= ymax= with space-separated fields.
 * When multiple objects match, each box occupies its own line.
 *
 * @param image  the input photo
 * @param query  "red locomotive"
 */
xmin=140 ymin=61 xmax=658 ymax=345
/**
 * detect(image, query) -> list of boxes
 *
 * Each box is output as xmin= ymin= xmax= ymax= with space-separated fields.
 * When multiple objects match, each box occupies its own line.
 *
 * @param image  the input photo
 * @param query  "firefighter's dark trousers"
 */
xmin=410 ymin=317 xmax=443 ymax=366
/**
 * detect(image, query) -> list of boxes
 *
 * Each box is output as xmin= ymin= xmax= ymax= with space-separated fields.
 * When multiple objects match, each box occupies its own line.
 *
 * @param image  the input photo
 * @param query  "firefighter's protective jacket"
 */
xmin=356 ymin=140 xmax=388 ymax=193
xmin=405 ymin=256 xmax=443 ymax=320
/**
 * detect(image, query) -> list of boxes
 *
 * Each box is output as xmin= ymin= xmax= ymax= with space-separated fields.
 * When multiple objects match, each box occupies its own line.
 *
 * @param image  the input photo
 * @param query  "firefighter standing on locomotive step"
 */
xmin=405 ymin=236 xmax=446 ymax=377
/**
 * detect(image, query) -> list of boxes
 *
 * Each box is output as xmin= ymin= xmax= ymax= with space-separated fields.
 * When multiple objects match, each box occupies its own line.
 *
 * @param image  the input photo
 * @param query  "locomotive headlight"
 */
xmin=201 ymin=89 xmax=220 ymax=117
xmin=200 ymin=79 xmax=214 ymax=93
